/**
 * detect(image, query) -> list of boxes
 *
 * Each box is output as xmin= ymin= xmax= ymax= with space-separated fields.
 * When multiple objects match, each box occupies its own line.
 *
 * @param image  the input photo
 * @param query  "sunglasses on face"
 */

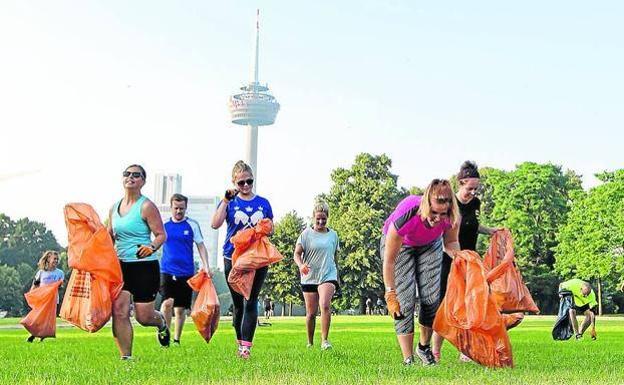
xmin=236 ymin=178 xmax=254 ymax=187
xmin=430 ymin=209 xmax=449 ymax=218
xmin=123 ymin=171 xmax=144 ymax=179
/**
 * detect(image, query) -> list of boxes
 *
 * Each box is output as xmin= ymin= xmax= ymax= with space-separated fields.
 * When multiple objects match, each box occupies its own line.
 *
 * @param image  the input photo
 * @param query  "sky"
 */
xmin=1 ymin=0 xmax=622 ymax=252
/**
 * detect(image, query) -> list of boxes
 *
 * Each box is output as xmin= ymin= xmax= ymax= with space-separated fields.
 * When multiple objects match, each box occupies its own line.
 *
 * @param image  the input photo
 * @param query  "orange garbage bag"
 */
xmin=433 ymin=251 xmax=513 ymax=368
xmin=228 ymin=219 xmax=283 ymax=300
xmin=20 ymin=280 xmax=63 ymax=338
xmin=60 ymin=203 xmax=124 ymax=332
xmin=60 ymin=270 xmax=114 ymax=332
xmin=483 ymin=229 xmax=539 ymax=314
xmin=187 ymin=271 xmax=220 ymax=343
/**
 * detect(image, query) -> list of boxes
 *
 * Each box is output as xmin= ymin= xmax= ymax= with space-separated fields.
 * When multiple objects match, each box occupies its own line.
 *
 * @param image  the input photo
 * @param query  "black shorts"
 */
xmin=301 ymin=280 xmax=339 ymax=293
xmin=160 ymin=273 xmax=193 ymax=309
xmin=573 ymin=303 xmax=590 ymax=313
xmin=120 ymin=260 xmax=160 ymax=303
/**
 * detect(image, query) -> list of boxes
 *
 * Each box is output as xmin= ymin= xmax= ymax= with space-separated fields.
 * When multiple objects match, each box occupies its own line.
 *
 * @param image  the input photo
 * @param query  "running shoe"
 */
xmin=26 ymin=335 xmax=35 ymax=343
xmin=415 ymin=346 xmax=437 ymax=366
xmin=120 ymin=356 xmax=134 ymax=361
xmin=459 ymin=353 xmax=472 ymax=362
xmin=239 ymin=346 xmax=251 ymax=359
xmin=575 ymin=333 xmax=583 ymax=341
xmin=321 ymin=341 xmax=333 ymax=350
xmin=157 ymin=315 xmax=171 ymax=347
xmin=403 ymin=356 xmax=415 ymax=366
xmin=306 ymin=343 xmax=313 ymax=349
xmin=173 ymin=339 xmax=181 ymax=346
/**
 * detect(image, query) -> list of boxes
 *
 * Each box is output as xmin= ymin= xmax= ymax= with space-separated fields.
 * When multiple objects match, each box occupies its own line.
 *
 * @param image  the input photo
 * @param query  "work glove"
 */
xmin=136 ymin=244 xmax=156 ymax=258
xmin=224 ymin=189 xmax=239 ymax=202
xmin=385 ymin=290 xmax=405 ymax=320
xmin=299 ymin=264 xmax=310 ymax=276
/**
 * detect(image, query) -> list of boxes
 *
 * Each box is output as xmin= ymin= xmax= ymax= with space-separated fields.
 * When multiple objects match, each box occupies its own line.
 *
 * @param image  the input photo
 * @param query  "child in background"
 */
xmin=28 ymin=250 xmax=64 ymax=342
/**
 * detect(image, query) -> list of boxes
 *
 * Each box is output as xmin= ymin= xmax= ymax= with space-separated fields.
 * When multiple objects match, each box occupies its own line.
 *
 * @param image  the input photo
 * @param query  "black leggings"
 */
xmin=224 ymin=258 xmax=268 ymax=344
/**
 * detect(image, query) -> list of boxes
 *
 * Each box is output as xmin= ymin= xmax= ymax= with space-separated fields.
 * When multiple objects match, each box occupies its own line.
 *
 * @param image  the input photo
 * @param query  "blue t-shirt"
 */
xmin=161 ymin=217 xmax=204 ymax=277
xmin=222 ymin=195 xmax=273 ymax=259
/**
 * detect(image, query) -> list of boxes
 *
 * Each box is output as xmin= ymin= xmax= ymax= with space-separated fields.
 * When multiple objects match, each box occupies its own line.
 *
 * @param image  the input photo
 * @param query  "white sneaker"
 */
xmin=321 ymin=340 xmax=333 ymax=350
xmin=306 ymin=343 xmax=313 ymax=349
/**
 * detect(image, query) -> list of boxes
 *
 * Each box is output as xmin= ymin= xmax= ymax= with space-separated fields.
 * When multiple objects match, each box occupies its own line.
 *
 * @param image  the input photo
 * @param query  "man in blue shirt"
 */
xmin=160 ymin=193 xmax=212 ymax=345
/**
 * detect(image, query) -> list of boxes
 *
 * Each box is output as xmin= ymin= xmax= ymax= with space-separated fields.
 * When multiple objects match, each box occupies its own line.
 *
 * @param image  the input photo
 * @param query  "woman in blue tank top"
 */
xmin=107 ymin=164 xmax=169 ymax=360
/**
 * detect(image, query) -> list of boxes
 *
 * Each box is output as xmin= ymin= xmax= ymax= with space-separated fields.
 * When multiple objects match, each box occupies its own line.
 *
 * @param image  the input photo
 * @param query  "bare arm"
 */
xmin=30 ymin=271 xmax=40 ymax=291
xmin=142 ymin=201 xmax=166 ymax=249
xmin=443 ymin=222 xmax=461 ymax=257
xmin=211 ymin=200 xmax=228 ymax=229
xmin=478 ymin=224 xmax=497 ymax=235
xmin=107 ymin=207 xmax=115 ymax=243
xmin=293 ymin=243 xmax=305 ymax=267
xmin=294 ymin=243 xmax=309 ymax=275
xmin=382 ymin=225 xmax=404 ymax=291
xmin=212 ymin=189 xmax=238 ymax=229
xmin=196 ymin=242 xmax=212 ymax=274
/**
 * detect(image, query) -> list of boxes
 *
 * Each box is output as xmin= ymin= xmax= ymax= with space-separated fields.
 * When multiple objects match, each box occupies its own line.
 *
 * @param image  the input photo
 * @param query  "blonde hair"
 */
xmin=313 ymin=197 xmax=330 ymax=216
xmin=37 ymin=250 xmax=59 ymax=271
xmin=419 ymin=179 xmax=460 ymax=226
xmin=231 ymin=160 xmax=254 ymax=181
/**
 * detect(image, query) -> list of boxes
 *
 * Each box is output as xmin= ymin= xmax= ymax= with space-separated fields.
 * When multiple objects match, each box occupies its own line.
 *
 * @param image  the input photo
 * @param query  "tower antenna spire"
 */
xmin=228 ymin=10 xmax=280 ymax=191
xmin=253 ymin=9 xmax=260 ymax=90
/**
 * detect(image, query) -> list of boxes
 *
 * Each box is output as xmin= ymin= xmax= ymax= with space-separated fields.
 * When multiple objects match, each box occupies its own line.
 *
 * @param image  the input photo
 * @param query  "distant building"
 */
xmin=154 ymin=173 xmax=219 ymax=269
xmin=154 ymin=173 xmax=182 ymax=206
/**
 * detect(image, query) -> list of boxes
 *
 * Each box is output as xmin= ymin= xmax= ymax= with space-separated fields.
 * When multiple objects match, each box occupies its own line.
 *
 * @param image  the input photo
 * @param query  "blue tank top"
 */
xmin=112 ymin=196 xmax=155 ymax=262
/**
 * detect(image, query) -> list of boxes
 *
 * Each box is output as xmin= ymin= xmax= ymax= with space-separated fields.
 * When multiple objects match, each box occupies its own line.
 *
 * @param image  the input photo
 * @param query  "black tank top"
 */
xmin=458 ymin=197 xmax=481 ymax=251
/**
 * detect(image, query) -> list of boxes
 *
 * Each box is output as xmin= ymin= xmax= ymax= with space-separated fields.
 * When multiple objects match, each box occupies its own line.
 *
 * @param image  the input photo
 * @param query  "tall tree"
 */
xmin=263 ymin=211 xmax=306 ymax=314
xmin=477 ymin=162 xmax=583 ymax=313
xmin=0 ymin=215 xmax=61 ymax=267
xmin=325 ymin=153 xmax=403 ymax=312
xmin=555 ymin=169 xmax=624 ymax=314
xmin=0 ymin=264 xmax=22 ymax=316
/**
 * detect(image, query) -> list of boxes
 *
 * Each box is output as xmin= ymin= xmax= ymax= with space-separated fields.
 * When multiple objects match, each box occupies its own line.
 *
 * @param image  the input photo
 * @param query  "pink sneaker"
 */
xmin=459 ymin=353 xmax=472 ymax=362
xmin=239 ymin=346 xmax=251 ymax=359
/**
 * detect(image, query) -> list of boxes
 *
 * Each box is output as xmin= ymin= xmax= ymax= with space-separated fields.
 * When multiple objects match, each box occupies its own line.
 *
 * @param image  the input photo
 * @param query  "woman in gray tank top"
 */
xmin=294 ymin=199 xmax=340 ymax=350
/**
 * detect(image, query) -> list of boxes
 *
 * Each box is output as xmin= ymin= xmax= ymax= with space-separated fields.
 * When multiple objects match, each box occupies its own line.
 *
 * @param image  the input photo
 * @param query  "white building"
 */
xmin=154 ymin=173 xmax=182 ymax=206
xmin=154 ymin=173 xmax=220 ymax=269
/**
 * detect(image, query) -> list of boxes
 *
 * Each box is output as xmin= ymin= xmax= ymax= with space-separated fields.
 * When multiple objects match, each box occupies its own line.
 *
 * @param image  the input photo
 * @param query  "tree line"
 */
xmin=1 ymin=154 xmax=622 ymax=316
xmin=262 ymin=154 xmax=624 ymax=315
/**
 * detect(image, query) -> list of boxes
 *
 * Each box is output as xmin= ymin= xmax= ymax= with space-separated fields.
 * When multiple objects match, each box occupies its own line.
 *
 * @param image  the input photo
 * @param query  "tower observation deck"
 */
xmin=228 ymin=10 xmax=280 ymax=184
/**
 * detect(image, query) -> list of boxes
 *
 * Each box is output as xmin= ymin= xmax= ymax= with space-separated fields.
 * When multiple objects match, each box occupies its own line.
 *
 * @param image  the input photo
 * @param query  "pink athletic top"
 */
xmin=382 ymin=195 xmax=451 ymax=247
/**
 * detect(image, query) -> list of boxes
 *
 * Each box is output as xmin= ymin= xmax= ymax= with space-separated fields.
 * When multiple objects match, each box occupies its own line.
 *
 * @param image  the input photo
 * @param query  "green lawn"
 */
xmin=1 ymin=315 xmax=622 ymax=384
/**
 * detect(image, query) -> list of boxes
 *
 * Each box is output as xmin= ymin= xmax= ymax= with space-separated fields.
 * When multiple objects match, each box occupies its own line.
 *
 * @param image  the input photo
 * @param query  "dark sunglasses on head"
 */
xmin=434 ymin=197 xmax=452 ymax=204
xmin=431 ymin=178 xmax=450 ymax=185
xmin=123 ymin=171 xmax=144 ymax=179
xmin=236 ymin=178 xmax=254 ymax=187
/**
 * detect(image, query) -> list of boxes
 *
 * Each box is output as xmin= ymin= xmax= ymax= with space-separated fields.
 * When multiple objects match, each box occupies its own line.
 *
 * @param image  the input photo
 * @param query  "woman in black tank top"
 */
xmin=432 ymin=161 xmax=501 ymax=362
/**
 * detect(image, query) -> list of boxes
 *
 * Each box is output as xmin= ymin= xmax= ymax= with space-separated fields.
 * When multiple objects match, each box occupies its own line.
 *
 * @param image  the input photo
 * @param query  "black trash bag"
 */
xmin=552 ymin=290 xmax=574 ymax=340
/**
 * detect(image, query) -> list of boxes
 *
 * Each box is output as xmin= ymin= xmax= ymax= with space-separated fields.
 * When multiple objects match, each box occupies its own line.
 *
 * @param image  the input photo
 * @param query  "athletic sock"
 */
xmin=418 ymin=343 xmax=430 ymax=351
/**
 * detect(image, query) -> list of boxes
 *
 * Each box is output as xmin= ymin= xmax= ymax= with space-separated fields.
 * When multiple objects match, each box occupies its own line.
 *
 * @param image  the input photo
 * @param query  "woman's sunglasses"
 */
xmin=237 ymin=178 xmax=254 ymax=187
xmin=123 ymin=171 xmax=144 ymax=179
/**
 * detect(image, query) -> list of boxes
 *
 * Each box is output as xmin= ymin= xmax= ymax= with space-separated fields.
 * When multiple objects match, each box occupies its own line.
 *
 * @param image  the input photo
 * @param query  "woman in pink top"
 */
xmin=380 ymin=179 xmax=460 ymax=366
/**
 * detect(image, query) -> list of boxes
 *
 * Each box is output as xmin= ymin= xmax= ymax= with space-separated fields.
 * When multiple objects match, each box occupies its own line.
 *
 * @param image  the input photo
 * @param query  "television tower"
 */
xmin=228 ymin=10 xmax=280 ymax=189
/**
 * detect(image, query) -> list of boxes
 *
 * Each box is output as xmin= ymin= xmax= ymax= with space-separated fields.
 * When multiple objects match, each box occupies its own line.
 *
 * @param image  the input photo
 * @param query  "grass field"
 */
xmin=1 ymin=315 xmax=623 ymax=384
